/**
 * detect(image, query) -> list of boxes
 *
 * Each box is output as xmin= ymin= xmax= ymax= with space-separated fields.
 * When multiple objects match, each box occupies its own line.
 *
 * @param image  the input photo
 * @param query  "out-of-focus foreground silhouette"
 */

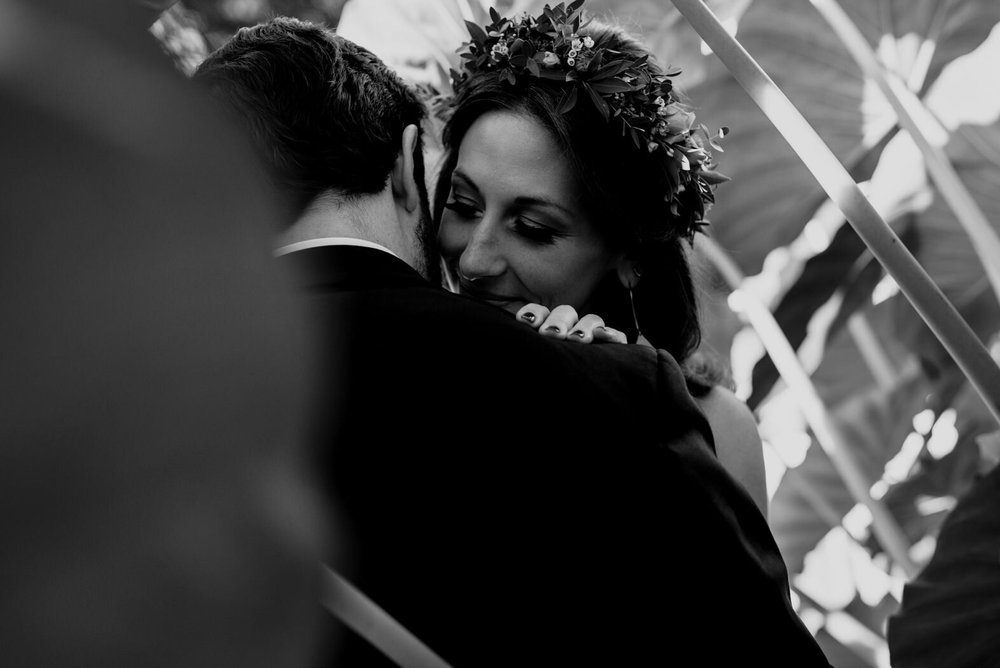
xmin=0 ymin=1 xmax=331 ymax=665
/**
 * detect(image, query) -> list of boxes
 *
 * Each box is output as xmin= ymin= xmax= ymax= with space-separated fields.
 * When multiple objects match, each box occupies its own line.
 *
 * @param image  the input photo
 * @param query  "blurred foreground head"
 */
xmin=0 ymin=1 xmax=328 ymax=665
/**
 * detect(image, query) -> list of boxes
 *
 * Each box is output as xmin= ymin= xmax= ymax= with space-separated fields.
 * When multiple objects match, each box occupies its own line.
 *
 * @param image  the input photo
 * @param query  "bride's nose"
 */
xmin=458 ymin=219 xmax=506 ymax=281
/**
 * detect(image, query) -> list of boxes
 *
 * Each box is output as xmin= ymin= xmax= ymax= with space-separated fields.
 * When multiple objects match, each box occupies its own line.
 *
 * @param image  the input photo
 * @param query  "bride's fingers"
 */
xmin=539 ymin=304 xmax=579 ymax=339
xmin=517 ymin=303 xmax=622 ymax=344
xmin=566 ymin=314 xmax=606 ymax=343
xmin=515 ymin=303 xmax=550 ymax=330
xmin=593 ymin=325 xmax=627 ymax=344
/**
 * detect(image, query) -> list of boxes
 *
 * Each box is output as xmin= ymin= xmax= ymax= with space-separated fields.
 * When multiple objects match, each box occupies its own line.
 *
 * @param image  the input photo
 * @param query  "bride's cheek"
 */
xmin=439 ymin=224 xmax=472 ymax=261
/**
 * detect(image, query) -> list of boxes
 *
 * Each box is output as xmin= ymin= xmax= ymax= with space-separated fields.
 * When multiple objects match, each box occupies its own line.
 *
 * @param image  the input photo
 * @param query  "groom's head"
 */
xmin=193 ymin=18 xmax=438 ymax=278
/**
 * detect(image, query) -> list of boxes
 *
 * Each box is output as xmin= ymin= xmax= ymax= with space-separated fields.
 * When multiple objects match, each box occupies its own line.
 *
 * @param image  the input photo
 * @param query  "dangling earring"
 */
xmin=628 ymin=267 xmax=642 ymax=341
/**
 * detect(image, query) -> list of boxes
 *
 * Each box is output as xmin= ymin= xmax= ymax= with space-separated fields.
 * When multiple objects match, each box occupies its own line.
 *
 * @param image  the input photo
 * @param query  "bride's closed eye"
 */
xmin=513 ymin=217 xmax=560 ymax=245
xmin=445 ymin=199 xmax=560 ymax=245
xmin=443 ymin=200 xmax=480 ymax=218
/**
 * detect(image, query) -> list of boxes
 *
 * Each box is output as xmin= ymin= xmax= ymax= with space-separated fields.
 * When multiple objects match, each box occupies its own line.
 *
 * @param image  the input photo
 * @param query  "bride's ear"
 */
xmin=616 ymin=257 xmax=642 ymax=289
xmin=390 ymin=124 xmax=420 ymax=213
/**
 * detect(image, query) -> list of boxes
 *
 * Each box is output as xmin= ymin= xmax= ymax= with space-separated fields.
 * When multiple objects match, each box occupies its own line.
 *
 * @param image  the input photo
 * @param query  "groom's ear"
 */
xmin=390 ymin=124 xmax=420 ymax=214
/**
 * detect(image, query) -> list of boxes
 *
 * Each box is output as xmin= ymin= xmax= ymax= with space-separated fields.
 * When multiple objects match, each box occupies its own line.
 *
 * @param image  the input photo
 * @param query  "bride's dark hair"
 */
xmin=433 ymin=17 xmax=729 ymax=394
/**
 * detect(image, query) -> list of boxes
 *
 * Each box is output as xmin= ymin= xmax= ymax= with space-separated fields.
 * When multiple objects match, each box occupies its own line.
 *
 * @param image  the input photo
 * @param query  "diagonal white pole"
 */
xmin=670 ymin=0 xmax=1000 ymax=427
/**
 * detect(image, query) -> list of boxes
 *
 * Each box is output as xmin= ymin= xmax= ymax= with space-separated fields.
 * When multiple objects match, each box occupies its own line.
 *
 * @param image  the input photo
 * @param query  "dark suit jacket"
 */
xmin=288 ymin=245 xmax=830 ymax=667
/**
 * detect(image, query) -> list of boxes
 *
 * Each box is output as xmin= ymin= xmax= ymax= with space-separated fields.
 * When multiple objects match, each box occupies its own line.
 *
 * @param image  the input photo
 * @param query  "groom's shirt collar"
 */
xmin=273 ymin=237 xmax=399 ymax=259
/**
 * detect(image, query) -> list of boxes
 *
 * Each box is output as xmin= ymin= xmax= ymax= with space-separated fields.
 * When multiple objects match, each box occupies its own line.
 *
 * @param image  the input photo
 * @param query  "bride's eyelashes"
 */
xmin=512 ymin=218 xmax=560 ymax=245
xmin=443 ymin=199 xmax=480 ymax=219
xmin=445 ymin=199 xmax=561 ymax=246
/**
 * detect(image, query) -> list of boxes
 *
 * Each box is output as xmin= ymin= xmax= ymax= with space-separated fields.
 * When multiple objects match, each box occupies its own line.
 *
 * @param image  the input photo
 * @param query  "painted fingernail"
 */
xmin=571 ymin=330 xmax=585 ymax=338
xmin=521 ymin=312 xmax=536 ymax=323
xmin=545 ymin=326 xmax=562 ymax=334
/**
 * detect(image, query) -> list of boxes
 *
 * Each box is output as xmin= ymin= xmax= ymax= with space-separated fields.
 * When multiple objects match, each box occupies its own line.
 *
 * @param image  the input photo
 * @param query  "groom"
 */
xmin=194 ymin=17 xmax=831 ymax=667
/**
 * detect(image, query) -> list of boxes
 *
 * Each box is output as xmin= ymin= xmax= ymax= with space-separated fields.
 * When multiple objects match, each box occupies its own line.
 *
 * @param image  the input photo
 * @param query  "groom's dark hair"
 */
xmin=193 ymin=17 xmax=428 ymax=216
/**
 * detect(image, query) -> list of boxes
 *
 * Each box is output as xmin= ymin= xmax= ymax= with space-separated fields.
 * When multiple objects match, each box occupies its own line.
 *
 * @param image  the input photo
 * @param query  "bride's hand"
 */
xmin=515 ymin=303 xmax=627 ymax=344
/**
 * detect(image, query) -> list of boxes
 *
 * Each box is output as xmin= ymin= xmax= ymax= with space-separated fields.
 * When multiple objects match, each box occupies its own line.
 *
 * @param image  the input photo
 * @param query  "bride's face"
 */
xmin=437 ymin=110 xmax=621 ymax=315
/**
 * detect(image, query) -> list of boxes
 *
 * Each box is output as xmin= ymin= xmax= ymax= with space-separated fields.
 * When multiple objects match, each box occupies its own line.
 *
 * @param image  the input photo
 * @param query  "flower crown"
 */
xmin=437 ymin=0 xmax=730 ymax=242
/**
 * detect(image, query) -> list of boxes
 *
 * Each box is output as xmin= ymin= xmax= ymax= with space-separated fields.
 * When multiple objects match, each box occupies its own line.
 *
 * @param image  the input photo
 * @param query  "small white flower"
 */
xmin=567 ymin=57 xmax=576 ymax=66
xmin=657 ymin=105 xmax=669 ymax=117
xmin=568 ymin=49 xmax=578 ymax=58
xmin=655 ymin=96 xmax=666 ymax=107
xmin=583 ymin=36 xmax=594 ymax=48
xmin=647 ymin=141 xmax=659 ymax=153
xmin=572 ymin=38 xmax=583 ymax=51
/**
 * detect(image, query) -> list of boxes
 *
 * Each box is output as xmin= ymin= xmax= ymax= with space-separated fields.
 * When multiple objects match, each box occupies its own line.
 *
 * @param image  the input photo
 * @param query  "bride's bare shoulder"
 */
xmin=695 ymin=386 xmax=768 ymax=516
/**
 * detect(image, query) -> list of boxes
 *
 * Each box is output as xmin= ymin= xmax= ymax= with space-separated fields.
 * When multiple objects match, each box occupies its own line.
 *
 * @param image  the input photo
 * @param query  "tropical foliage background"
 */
xmin=156 ymin=1 xmax=1000 ymax=665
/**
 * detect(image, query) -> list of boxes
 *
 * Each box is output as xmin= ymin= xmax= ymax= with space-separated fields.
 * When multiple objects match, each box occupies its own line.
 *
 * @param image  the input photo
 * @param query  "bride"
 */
xmin=432 ymin=0 xmax=768 ymax=514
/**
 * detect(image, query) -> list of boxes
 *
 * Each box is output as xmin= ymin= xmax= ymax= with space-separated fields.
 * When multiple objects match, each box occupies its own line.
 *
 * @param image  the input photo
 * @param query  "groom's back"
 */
xmin=292 ymin=246 xmax=827 ymax=667
xmin=296 ymin=247 xmax=715 ymax=666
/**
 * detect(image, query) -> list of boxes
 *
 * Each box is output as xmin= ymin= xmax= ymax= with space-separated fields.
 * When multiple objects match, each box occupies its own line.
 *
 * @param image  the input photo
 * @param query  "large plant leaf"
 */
xmin=748 ymin=118 xmax=1000 ymax=434
xmin=803 ymin=292 xmax=915 ymax=408
xmin=814 ymin=630 xmax=880 ymax=668
xmin=748 ymin=118 xmax=1000 ymax=458
xmin=746 ymin=215 xmax=919 ymax=409
xmin=886 ymin=462 xmax=1000 ymax=668
xmin=795 ymin=587 xmax=898 ymax=666
xmin=867 ymin=368 xmax=1000 ymax=553
xmin=684 ymin=0 xmax=1000 ymax=276
xmin=771 ymin=342 xmax=985 ymax=578
xmin=745 ymin=222 xmax=870 ymax=409
xmin=891 ymin=120 xmax=1000 ymax=377
xmin=911 ymin=121 xmax=1000 ymax=301
xmin=743 ymin=115 xmax=931 ymax=407
xmin=769 ymin=365 xmax=929 ymax=575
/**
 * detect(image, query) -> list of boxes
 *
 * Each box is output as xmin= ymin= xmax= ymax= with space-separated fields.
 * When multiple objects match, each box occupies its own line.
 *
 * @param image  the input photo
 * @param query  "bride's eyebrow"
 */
xmin=452 ymin=169 xmax=573 ymax=218
xmin=513 ymin=195 xmax=574 ymax=218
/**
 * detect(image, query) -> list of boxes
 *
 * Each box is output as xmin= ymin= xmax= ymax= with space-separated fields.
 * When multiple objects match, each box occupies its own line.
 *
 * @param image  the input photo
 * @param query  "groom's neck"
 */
xmin=277 ymin=189 xmax=405 ymax=256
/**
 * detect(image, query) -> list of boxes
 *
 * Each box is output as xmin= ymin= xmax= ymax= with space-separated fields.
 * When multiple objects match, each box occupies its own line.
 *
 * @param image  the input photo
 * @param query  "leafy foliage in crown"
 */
xmin=440 ymin=0 xmax=729 ymax=240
